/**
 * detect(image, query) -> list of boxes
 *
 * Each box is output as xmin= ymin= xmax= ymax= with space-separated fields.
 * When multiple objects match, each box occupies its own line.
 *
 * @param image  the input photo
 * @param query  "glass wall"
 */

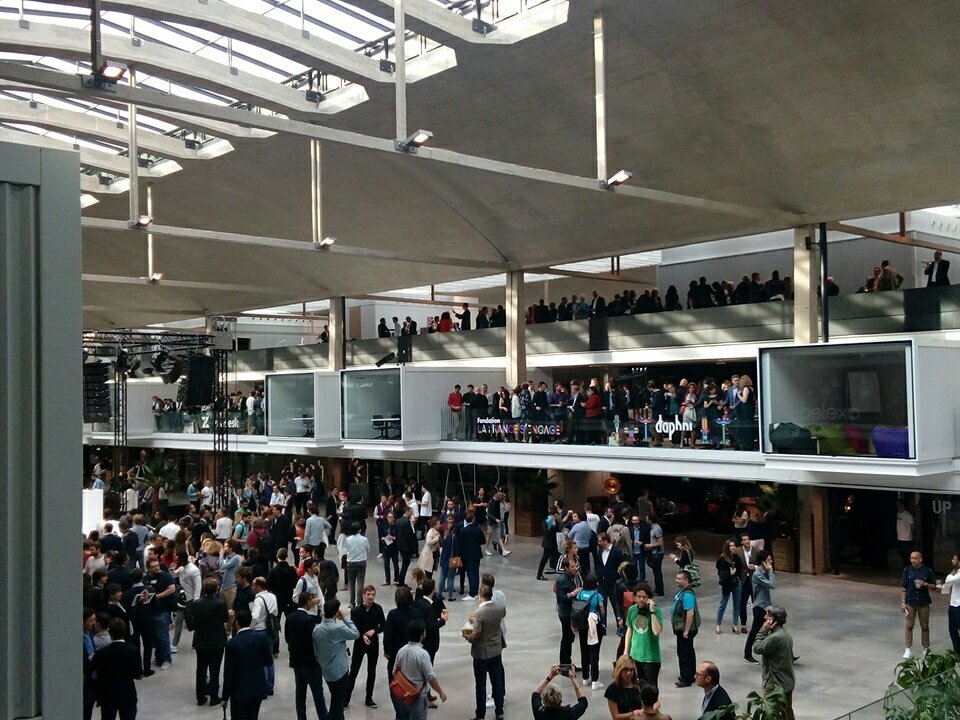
xmin=266 ymin=373 xmax=315 ymax=438
xmin=761 ymin=341 xmax=913 ymax=458
xmin=342 ymin=369 xmax=402 ymax=440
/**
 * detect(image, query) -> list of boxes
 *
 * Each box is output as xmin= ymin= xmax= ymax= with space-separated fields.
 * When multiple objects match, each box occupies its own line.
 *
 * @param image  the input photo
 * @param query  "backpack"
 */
xmin=682 ymin=561 xmax=702 ymax=589
xmin=571 ymin=590 xmax=599 ymax=630
xmin=671 ymin=589 xmax=701 ymax=634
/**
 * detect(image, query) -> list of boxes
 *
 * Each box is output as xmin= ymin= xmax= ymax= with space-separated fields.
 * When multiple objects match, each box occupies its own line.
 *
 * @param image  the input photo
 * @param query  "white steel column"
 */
xmin=593 ymin=10 xmax=607 ymax=181
xmin=127 ymin=67 xmax=139 ymax=224
xmin=506 ymin=270 xmax=526 ymax=387
xmin=146 ymin=182 xmax=154 ymax=278
xmin=394 ymin=0 xmax=407 ymax=142
xmin=310 ymin=138 xmax=322 ymax=244
xmin=793 ymin=225 xmax=818 ymax=343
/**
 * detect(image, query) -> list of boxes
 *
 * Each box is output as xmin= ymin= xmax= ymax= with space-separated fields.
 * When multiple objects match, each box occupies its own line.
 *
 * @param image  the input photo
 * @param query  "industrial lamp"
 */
xmin=396 ymin=129 xmax=433 ymax=153
xmin=600 ymin=169 xmax=633 ymax=190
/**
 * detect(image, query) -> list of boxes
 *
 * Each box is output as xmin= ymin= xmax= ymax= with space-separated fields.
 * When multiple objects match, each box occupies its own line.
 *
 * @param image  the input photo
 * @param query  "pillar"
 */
xmin=798 ymin=486 xmax=829 ymax=574
xmin=328 ymin=295 xmax=345 ymax=371
xmin=0 ymin=143 xmax=82 ymax=718
xmin=793 ymin=225 xmax=818 ymax=343
xmin=505 ymin=270 xmax=526 ymax=387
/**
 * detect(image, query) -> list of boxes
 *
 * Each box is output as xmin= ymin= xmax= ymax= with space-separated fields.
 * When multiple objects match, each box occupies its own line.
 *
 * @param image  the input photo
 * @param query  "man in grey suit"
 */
xmin=463 ymin=584 xmax=507 ymax=720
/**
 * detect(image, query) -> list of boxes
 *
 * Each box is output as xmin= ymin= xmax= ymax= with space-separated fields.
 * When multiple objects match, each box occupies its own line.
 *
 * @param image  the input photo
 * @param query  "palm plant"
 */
xmin=140 ymin=455 xmax=181 ymax=492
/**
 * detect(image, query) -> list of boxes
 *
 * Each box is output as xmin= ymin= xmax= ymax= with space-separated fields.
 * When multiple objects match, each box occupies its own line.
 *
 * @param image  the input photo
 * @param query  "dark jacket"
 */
xmin=222 ymin=629 xmax=273 ymax=703
xmin=267 ymin=561 xmax=298 ymax=614
xmin=458 ymin=522 xmax=485 ymax=565
xmin=595 ymin=547 xmax=624 ymax=590
xmin=185 ymin=594 xmax=229 ymax=650
xmin=700 ymin=684 xmax=733 ymax=718
xmin=92 ymin=640 xmax=141 ymax=705
xmin=285 ymin=609 xmax=321 ymax=668
xmin=384 ymin=606 xmax=424 ymax=658
xmin=415 ymin=595 xmax=447 ymax=655
xmin=556 ymin=573 xmax=578 ymax=618
xmin=396 ymin=515 xmax=418 ymax=555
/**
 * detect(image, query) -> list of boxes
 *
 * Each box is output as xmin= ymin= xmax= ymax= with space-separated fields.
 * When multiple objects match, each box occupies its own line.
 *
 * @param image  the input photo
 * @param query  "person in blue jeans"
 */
xmin=644 ymin=515 xmax=665 ymax=596
xmin=144 ymin=558 xmax=176 ymax=670
xmin=629 ymin=515 xmax=647 ymax=582
xmin=437 ymin=522 xmax=461 ymax=601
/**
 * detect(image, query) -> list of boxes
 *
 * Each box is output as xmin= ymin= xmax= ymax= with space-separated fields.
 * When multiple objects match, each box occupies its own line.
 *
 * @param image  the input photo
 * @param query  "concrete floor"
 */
xmin=139 ymin=532 xmax=934 ymax=720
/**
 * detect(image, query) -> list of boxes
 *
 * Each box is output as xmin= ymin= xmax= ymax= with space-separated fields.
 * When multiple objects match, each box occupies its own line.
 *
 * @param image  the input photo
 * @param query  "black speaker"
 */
xmin=397 ymin=334 xmax=412 ymax=364
xmin=183 ymin=355 xmax=215 ymax=406
xmin=588 ymin=316 xmax=609 ymax=352
xmin=82 ymin=363 xmax=112 ymax=423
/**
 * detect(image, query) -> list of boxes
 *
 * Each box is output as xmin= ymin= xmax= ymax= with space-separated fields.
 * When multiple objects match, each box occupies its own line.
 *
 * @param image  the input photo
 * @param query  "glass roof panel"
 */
xmin=551 ymin=252 xmax=662 ymax=273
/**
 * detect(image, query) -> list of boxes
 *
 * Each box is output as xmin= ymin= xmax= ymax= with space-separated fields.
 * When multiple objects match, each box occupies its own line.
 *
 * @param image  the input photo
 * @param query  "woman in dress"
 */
xmin=622 ymin=582 xmax=662 ymax=688
xmin=418 ymin=518 xmax=442 ymax=578
xmin=737 ymin=375 xmax=757 ymax=451
xmin=604 ymin=654 xmax=644 ymax=720
xmin=680 ymin=382 xmax=699 ymax=448
xmin=715 ymin=539 xmax=744 ymax=634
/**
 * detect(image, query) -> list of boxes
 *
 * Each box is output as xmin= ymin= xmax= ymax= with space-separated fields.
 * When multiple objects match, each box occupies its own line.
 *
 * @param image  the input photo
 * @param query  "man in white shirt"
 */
xmin=294 ymin=471 xmax=311 ymax=518
xmin=584 ymin=502 xmax=601 ymax=534
xmin=214 ymin=509 xmax=234 ymax=541
xmin=342 ymin=524 xmax=371 ymax=607
xmin=251 ymin=577 xmax=279 ymax=691
xmin=158 ymin=516 xmax=182 ymax=542
xmin=173 ymin=553 xmax=202 ymax=653
xmin=418 ymin=483 xmax=433 ymax=539
xmin=293 ymin=560 xmax=322 ymax=616
xmin=896 ymin=500 xmax=915 ymax=569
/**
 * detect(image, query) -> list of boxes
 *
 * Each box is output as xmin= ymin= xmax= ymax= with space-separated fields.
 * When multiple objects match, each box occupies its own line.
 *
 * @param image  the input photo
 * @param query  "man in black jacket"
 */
xmin=414 ymin=578 xmax=448 ymax=663
xmin=555 ymin=558 xmax=579 ymax=666
xmin=222 ymin=608 xmax=274 ymax=720
xmin=286 ymin=592 xmax=326 ymax=720
xmin=395 ymin=506 xmax=419 ymax=586
xmin=185 ymin=578 xmax=228 ymax=706
xmin=696 ymin=661 xmax=732 ymax=718
xmin=348 ymin=585 xmax=385 ymax=708
xmin=92 ymin=618 xmax=143 ymax=720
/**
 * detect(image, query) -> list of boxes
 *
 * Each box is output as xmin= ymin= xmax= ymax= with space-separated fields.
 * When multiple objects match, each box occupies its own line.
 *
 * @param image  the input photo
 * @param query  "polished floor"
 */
xmin=138 ymin=530 xmax=934 ymax=720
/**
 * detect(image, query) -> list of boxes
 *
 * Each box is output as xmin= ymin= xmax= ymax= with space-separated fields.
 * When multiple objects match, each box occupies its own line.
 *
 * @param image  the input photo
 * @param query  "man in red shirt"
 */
xmin=447 ymin=385 xmax=463 ymax=440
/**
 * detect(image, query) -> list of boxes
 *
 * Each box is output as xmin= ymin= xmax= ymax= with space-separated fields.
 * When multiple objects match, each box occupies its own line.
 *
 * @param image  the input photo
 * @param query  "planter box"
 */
xmin=515 ymin=509 xmax=540 ymax=538
xmin=772 ymin=537 xmax=798 ymax=573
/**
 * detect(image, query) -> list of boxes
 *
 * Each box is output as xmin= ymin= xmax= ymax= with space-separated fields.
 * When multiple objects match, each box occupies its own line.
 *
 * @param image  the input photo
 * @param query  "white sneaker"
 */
xmin=502 ymin=550 xmax=512 ymax=556
xmin=485 ymin=550 xmax=493 ymax=556
xmin=465 ymin=596 xmax=476 ymax=601
xmin=159 ymin=662 xmax=172 ymax=671
xmin=591 ymin=681 xmax=604 ymax=690
xmin=170 ymin=646 xmax=178 ymax=654
xmin=377 ymin=553 xmax=383 ymax=559
xmin=486 ymin=698 xmax=494 ymax=708
xmin=902 ymin=648 xmax=913 ymax=660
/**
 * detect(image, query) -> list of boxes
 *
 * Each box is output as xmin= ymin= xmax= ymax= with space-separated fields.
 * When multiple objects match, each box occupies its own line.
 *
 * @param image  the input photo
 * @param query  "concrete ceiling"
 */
xmin=79 ymin=0 xmax=960 ymax=327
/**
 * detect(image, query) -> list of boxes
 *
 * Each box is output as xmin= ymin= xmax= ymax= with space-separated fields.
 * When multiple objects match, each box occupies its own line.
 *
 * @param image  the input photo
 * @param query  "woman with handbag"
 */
xmin=437 ymin=520 xmax=461 ymax=602
xmin=418 ymin=519 xmax=442 ymax=579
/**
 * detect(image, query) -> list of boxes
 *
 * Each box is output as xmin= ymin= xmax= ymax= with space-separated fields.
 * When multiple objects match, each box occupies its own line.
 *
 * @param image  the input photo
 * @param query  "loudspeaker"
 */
xmin=82 ymin=363 xmax=112 ymax=423
xmin=588 ymin=316 xmax=609 ymax=352
xmin=397 ymin=334 xmax=412 ymax=364
xmin=183 ymin=355 xmax=215 ymax=406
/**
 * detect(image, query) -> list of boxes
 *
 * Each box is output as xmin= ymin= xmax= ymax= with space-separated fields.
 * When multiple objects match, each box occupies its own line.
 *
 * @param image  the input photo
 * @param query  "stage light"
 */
xmin=375 ymin=352 xmax=397 ymax=368
xmin=130 ymin=215 xmax=153 ymax=229
xmin=600 ymin=170 xmax=633 ymax=190
xmin=184 ymin=138 xmax=201 ymax=150
xmin=305 ymin=89 xmax=324 ymax=104
xmin=315 ymin=236 xmax=336 ymax=249
xmin=396 ymin=129 xmax=433 ymax=153
xmin=100 ymin=65 xmax=126 ymax=82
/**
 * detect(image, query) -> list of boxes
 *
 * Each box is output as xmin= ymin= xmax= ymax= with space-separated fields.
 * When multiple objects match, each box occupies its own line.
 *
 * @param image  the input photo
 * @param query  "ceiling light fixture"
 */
xmin=396 ymin=129 xmax=433 ymax=153
xmin=146 ymin=272 xmax=163 ymax=284
xmin=305 ymin=89 xmax=324 ymax=104
xmin=600 ymin=170 xmax=633 ymax=190
xmin=184 ymin=138 xmax=201 ymax=150
xmin=315 ymin=236 xmax=336 ymax=249
xmin=100 ymin=64 xmax=126 ymax=82
xmin=130 ymin=214 xmax=153 ymax=229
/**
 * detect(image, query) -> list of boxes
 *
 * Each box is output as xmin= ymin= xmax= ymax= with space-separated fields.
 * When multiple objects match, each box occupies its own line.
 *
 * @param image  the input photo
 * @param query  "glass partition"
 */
xmin=267 ymin=373 xmax=315 ymax=438
xmin=761 ymin=341 xmax=914 ymax=458
xmin=342 ymin=369 xmax=401 ymax=440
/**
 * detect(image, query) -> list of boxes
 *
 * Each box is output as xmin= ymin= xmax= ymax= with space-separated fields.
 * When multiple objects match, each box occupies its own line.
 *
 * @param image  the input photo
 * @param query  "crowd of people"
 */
xmin=82 ymin=461 xmax=805 ymax=720
xmin=445 ymin=374 xmax=757 ymax=450
xmin=149 ymin=389 xmax=266 ymax=435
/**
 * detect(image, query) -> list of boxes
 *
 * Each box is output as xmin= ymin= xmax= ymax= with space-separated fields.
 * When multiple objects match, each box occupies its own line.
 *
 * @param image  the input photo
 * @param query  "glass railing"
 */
xmin=153 ymin=410 xmax=262 ymax=435
xmin=833 ymin=666 xmax=960 ymax=719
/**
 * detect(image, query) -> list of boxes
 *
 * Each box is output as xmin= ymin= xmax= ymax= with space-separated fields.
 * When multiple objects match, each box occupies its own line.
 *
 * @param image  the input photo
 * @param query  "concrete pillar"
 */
xmin=0 ymin=143 xmax=82 ymax=718
xmin=793 ymin=225 xmax=818 ymax=343
xmin=505 ymin=270 xmax=526 ymax=387
xmin=328 ymin=295 xmax=345 ymax=371
xmin=798 ymin=486 xmax=829 ymax=574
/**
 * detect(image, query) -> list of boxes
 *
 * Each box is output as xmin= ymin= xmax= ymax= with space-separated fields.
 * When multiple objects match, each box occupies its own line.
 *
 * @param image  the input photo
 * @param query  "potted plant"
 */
xmin=510 ymin=468 xmax=557 ymax=537
xmin=882 ymin=650 xmax=960 ymax=719
xmin=701 ymin=688 xmax=789 ymax=720
xmin=756 ymin=483 xmax=799 ymax=572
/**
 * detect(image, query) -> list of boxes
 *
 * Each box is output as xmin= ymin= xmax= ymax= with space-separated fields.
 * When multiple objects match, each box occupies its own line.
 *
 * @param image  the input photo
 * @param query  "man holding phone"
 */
xmin=751 ymin=605 xmax=795 ymax=720
xmin=532 ymin=664 xmax=588 ymax=720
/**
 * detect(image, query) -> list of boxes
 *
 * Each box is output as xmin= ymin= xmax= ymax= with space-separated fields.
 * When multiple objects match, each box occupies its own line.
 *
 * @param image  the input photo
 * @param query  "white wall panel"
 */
xmin=913 ymin=342 xmax=960 ymax=462
xmin=314 ymin=371 xmax=341 ymax=442
xmin=401 ymin=367 xmax=507 ymax=443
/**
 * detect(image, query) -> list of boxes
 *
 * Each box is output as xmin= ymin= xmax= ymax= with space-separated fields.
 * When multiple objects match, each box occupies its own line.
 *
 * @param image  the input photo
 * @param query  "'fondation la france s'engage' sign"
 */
xmin=476 ymin=417 xmax=563 ymax=437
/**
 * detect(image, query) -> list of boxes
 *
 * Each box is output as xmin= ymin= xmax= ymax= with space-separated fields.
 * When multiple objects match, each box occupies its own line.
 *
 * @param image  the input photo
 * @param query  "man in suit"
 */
xmin=464 ymin=584 xmax=507 ymax=720
xmin=285 ymin=592 xmax=326 ymax=720
xmin=589 ymin=290 xmax=606 ymax=317
xmin=395 ymin=505 xmax=419 ymax=586
xmin=221 ymin=608 xmax=274 ymax=720
xmin=454 ymin=303 xmax=472 ymax=331
xmin=458 ymin=512 xmax=486 ymax=599
xmin=696 ymin=661 xmax=732 ymax=718
xmin=925 ymin=250 xmax=951 ymax=286
xmin=185 ymin=578 xmax=229 ymax=706
xmin=92 ymin=618 xmax=143 ymax=720
xmin=595 ymin=532 xmax=623 ymax=621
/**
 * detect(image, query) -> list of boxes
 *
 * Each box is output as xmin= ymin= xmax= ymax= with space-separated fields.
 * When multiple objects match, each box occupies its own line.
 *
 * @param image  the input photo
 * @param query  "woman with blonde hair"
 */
xmin=604 ymin=655 xmax=644 ymax=720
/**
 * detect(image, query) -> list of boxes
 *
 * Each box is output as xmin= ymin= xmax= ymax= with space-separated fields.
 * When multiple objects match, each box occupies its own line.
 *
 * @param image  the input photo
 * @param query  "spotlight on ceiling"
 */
xmin=184 ymin=138 xmax=201 ymax=151
xmin=375 ymin=352 xmax=397 ymax=368
xmin=98 ymin=173 xmax=114 ymax=186
xmin=600 ymin=170 xmax=633 ymax=190
xmin=315 ymin=236 xmax=336 ymax=250
xmin=305 ymin=89 xmax=324 ymax=104
xmin=396 ymin=129 xmax=433 ymax=153
xmin=472 ymin=18 xmax=496 ymax=35
xmin=100 ymin=64 xmax=127 ymax=82
xmin=379 ymin=59 xmax=396 ymax=74
xmin=130 ymin=215 xmax=153 ymax=229
xmin=147 ymin=272 xmax=164 ymax=284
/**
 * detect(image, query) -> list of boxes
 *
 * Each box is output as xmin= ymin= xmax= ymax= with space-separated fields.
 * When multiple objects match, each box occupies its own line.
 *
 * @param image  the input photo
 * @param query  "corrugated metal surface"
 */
xmin=314 ymin=372 xmax=341 ymax=441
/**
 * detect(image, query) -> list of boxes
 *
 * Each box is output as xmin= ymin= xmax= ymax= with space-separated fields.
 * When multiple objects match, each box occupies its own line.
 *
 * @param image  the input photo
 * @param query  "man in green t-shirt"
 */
xmin=623 ymin=583 xmax=663 ymax=689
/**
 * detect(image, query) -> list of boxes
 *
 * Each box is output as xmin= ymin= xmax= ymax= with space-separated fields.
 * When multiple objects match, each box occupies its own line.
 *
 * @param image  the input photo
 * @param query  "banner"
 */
xmin=476 ymin=417 xmax=563 ymax=438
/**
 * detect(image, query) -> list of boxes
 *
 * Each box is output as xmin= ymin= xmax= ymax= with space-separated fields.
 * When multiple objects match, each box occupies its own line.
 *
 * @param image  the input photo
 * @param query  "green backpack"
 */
xmin=671 ymin=589 xmax=701 ymax=634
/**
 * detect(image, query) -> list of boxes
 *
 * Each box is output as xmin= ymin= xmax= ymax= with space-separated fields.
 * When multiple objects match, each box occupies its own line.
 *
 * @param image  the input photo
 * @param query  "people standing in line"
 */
xmin=285 ymin=593 xmax=326 ymax=720
xmin=671 ymin=570 xmax=699 ymax=688
xmin=896 ymin=500 xmax=915 ymax=570
xmin=459 ymin=512 xmax=486 ymax=600
xmin=752 ymin=605 xmax=796 ymax=720
xmin=572 ymin=574 xmax=606 ymax=690
xmin=734 ymin=533 xmax=756 ymax=634
xmin=556 ymin=557 xmax=581 ymax=667
xmin=743 ymin=551 xmax=776 ymax=664
xmin=92 ymin=618 xmax=143 ymax=720
xmin=695 ymin=661 xmax=732 ymax=719
xmin=623 ymin=582 xmax=663 ymax=689
xmin=941 ymin=553 xmax=960 ymax=653
xmin=312 ymin=598 xmax=360 ymax=720
xmin=184 ymin=578 xmax=228 ymax=706
xmin=901 ymin=550 xmax=937 ymax=660
xmin=645 ymin=515 xmax=665 ymax=596
xmin=604 ymin=655 xmax=644 ymax=720
xmin=348 ymin=585 xmax=385 ymax=708
xmin=532 ymin=664 xmax=588 ymax=720
xmin=221 ymin=608 xmax=274 ymax=720
xmin=391 ymin=619 xmax=448 ymax=720
xmin=715 ymin=540 xmax=744 ymax=634
xmin=464 ymin=584 xmax=507 ymax=720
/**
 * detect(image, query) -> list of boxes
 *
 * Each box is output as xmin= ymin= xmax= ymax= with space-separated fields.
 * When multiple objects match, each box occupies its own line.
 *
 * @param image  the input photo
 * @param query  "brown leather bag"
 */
xmin=390 ymin=667 xmax=422 ymax=705
xmin=448 ymin=556 xmax=463 ymax=570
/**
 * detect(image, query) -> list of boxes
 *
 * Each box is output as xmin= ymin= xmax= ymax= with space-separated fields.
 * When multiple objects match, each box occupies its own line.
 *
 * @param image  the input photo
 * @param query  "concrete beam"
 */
xmin=82 ymin=272 xmax=313 ymax=296
xmin=0 ymin=19 xmax=367 ymax=118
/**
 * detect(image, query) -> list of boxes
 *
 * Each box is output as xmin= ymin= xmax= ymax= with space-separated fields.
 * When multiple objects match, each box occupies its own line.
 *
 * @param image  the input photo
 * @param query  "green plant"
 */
xmin=510 ymin=469 xmax=557 ymax=511
xmin=882 ymin=651 xmax=960 ymax=720
xmin=739 ymin=689 xmax=788 ymax=720
xmin=756 ymin=483 xmax=798 ymax=535
xmin=141 ymin=455 xmax=181 ymax=492
xmin=701 ymin=704 xmax=738 ymax=720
